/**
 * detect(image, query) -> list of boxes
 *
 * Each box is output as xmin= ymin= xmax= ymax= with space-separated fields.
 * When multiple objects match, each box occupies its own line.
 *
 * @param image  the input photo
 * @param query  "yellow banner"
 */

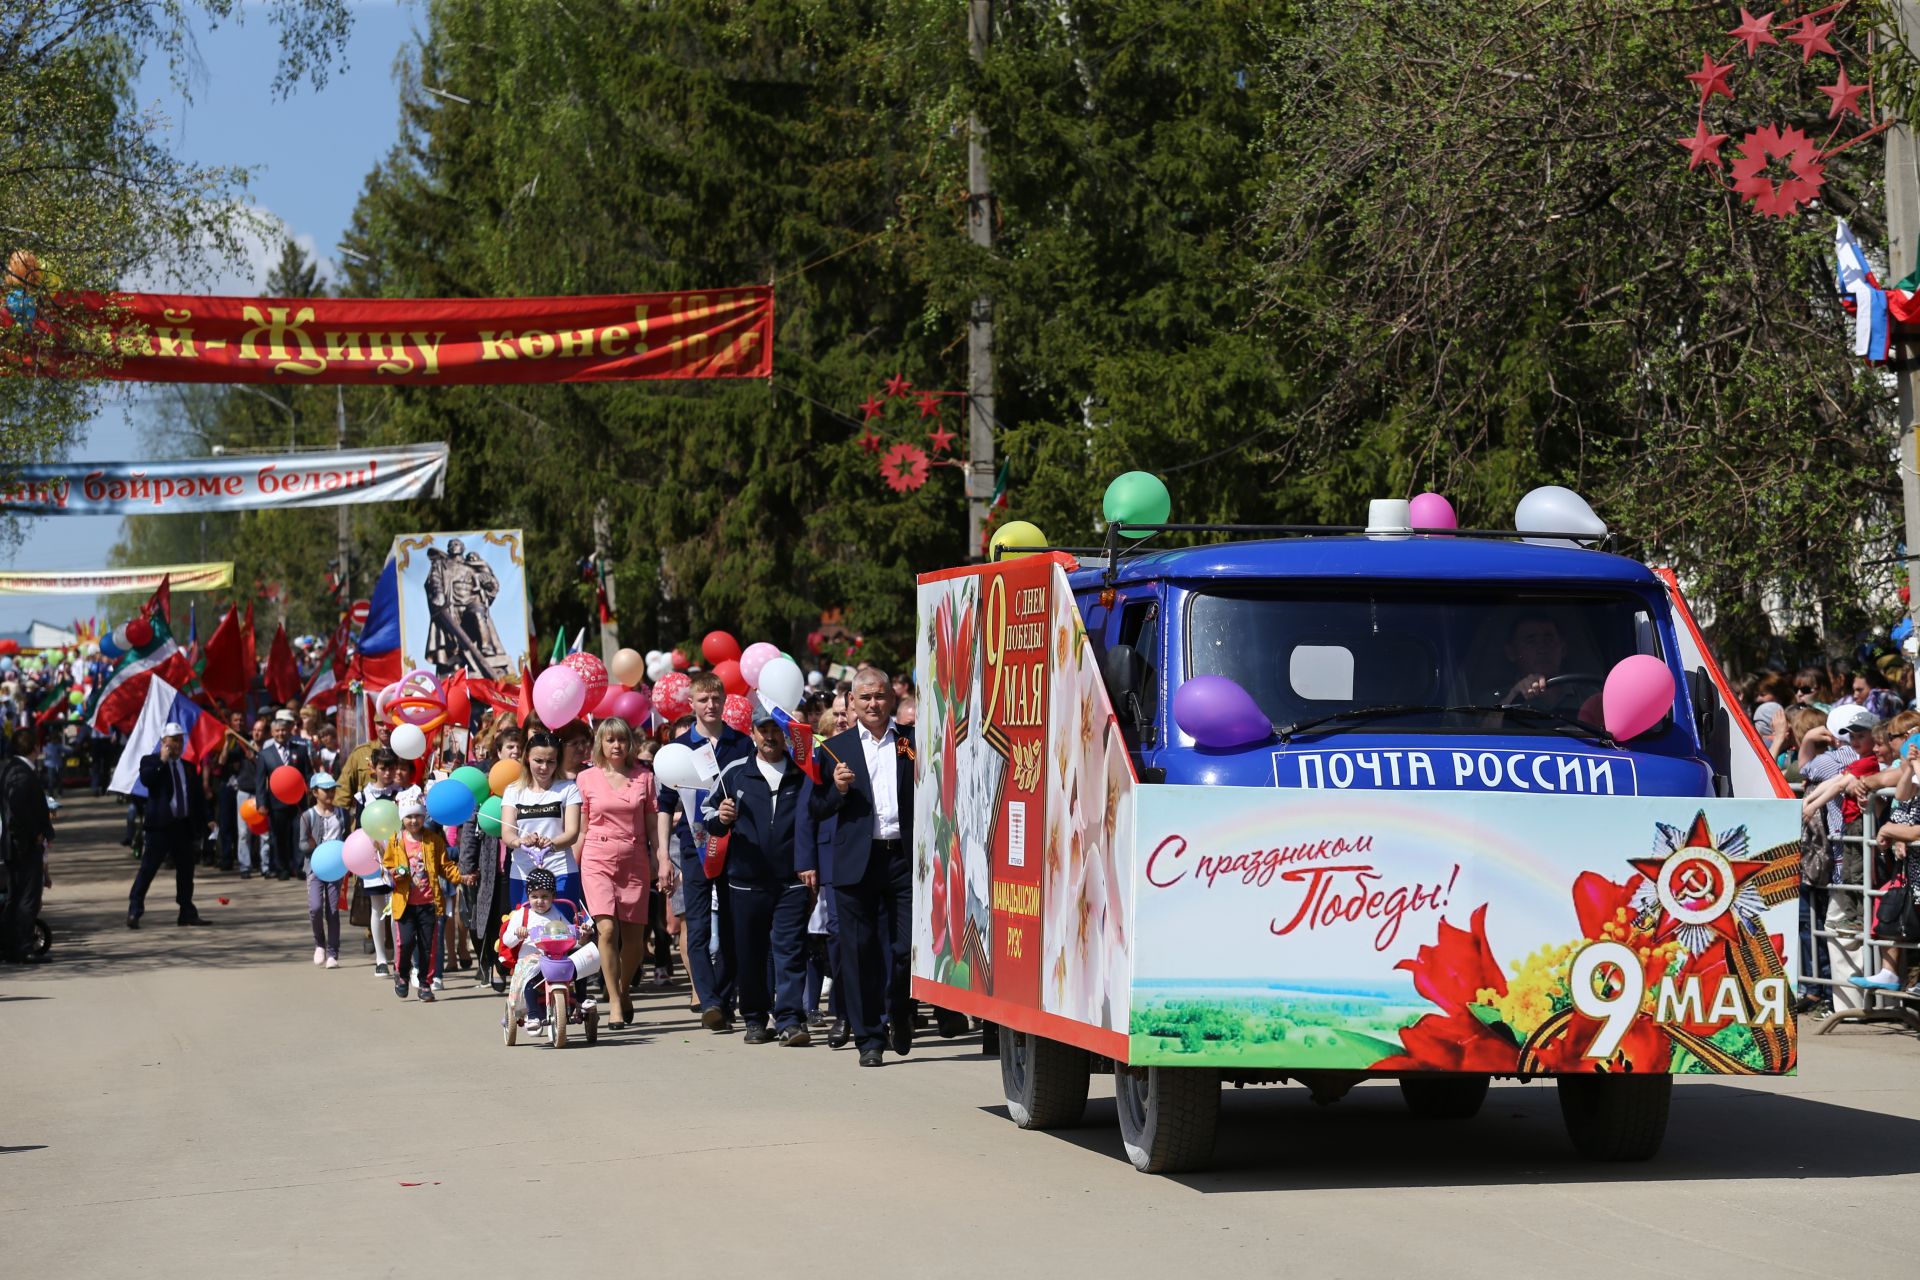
xmin=0 ymin=563 xmax=234 ymax=595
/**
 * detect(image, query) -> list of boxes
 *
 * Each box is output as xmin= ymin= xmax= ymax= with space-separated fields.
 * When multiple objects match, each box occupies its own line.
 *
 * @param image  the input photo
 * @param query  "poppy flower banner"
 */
xmin=1130 ymin=787 xmax=1802 ymax=1074
xmin=3 ymin=287 xmax=772 ymax=384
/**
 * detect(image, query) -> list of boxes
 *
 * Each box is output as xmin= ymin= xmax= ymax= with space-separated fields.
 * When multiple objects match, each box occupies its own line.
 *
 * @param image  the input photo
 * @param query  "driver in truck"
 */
xmin=1500 ymin=613 xmax=1573 ymax=708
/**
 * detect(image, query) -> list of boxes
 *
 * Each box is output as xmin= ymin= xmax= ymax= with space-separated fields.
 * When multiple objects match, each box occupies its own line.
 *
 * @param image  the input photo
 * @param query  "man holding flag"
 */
xmin=127 ymin=721 xmax=213 ymax=929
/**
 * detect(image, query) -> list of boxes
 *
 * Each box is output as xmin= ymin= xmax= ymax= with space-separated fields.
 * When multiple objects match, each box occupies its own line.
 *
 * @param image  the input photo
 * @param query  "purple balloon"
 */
xmin=1409 ymin=492 xmax=1457 ymax=532
xmin=1172 ymin=675 xmax=1272 ymax=750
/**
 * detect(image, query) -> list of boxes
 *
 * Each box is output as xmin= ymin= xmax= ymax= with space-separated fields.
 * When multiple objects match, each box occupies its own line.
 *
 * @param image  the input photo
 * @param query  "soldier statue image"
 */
xmin=424 ymin=538 xmax=511 ymax=678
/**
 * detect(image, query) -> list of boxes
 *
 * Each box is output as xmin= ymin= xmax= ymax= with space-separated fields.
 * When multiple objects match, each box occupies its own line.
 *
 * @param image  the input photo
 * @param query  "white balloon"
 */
xmin=1515 ymin=485 xmax=1607 ymax=549
xmin=757 ymin=656 xmax=805 ymax=714
xmin=646 ymin=658 xmax=673 ymax=682
xmin=652 ymin=742 xmax=704 ymax=791
xmin=390 ymin=722 xmax=428 ymax=760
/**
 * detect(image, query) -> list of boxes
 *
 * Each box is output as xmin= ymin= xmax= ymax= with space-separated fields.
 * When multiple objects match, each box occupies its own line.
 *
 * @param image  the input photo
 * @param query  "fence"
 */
xmin=1801 ymin=786 xmax=1920 ymax=1036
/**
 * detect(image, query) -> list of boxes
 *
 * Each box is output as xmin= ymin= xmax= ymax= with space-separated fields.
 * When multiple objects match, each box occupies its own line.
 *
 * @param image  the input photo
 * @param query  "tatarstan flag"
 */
xmin=91 ymin=582 xmax=196 ymax=734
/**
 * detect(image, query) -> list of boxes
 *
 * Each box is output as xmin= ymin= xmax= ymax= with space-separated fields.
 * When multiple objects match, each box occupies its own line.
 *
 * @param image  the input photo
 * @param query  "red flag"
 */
xmin=786 ymin=720 xmax=819 ymax=784
xmin=149 ymin=574 xmax=172 ymax=625
xmin=264 ymin=623 xmax=301 ymax=704
xmin=199 ymin=606 xmax=249 ymax=711
xmin=515 ymin=660 xmax=533 ymax=725
xmin=241 ymin=600 xmax=258 ymax=679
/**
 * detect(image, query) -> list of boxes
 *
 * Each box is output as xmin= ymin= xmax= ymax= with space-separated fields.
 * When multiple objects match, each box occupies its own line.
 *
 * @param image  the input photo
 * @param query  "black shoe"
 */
xmin=700 ymin=1007 xmax=725 ymax=1030
xmin=239 ymin=870 xmax=253 ymax=880
xmin=778 ymin=1025 xmax=812 ymax=1047
xmin=177 ymin=915 xmax=207 ymax=927
xmin=394 ymin=983 xmax=410 ymax=1000
xmin=742 ymin=1025 xmax=772 ymax=1045
xmin=126 ymin=913 xmax=140 ymax=930
xmin=936 ymin=1010 xmax=969 ymax=1038
xmin=418 ymin=989 xmax=436 ymax=1003
xmin=889 ymin=1019 xmax=913 ymax=1057
xmin=715 ymin=1013 xmax=737 ymax=1034
xmin=826 ymin=1018 xmax=850 ymax=1048
xmin=858 ymin=1047 xmax=883 ymax=1067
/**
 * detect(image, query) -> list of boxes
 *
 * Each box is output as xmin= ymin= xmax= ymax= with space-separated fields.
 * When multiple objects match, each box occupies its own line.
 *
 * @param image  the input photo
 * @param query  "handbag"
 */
xmin=1874 ymin=876 xmax=1920 ymax=943
xmin=348 ymin=879 xmax=371 ymax=929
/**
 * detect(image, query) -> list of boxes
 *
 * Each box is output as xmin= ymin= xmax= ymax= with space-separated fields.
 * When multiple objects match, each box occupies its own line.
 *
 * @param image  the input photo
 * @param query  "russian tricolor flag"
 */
xmin=108 ymin=677 xmax=227 ymax=797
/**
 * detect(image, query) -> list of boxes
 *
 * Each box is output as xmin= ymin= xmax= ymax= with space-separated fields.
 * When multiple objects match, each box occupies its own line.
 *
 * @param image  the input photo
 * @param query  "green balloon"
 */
xmin=453 ymin=765 xmax=491 ymax=807
xmin=1103 ymin=470 xmax=1171 ymax=538
xmin=361 ymin=798 xmax=401 ymax=844
xmin=478 ymin=794 xmax=504 ymax=837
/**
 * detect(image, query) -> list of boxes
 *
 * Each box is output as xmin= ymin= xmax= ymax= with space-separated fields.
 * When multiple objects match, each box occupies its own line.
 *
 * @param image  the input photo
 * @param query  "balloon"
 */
xmin=1408 ymin=492 xmax=1458 ymax=532
xmin=722 ymin=693 xmax=753 ymax=734
xmin=477 ymin=794 xmax=505 ymax=837
xmin=239 ymin=798 xmax=262 ymax=828
xmin=375 ymin=684 xmax=399 ymax=715
xmin=361 ymin=798 xmax=401 ymax=844
xmin=269 ymin=765 xmax=308 ymax=805
xmin=390 ymin=722 xmax=428 ymax=760
xmin=342 ymin=829 xmax=381 ymax=877
xmin=713 ymin=659 xmax=748 ymax=696
xmin=444 ymin=679 xmax=471 ymax=730
xmin=563 ymin=652 xmax=609 ymax=707
xmin=533 ymin=664 xmax=587 ymax=727
xmin=756 ymin=656 xmax=805 ymax=714
xmin=6 ymin=248 xmax=42 ymax=287
xmin=988 ymin=520 xmax=1047 ymax=560
xmin=671 ymin=650 xmax=691 ymax=671
xmin=1102 ymin=471 xmax=1171 ymax=537
xmin=653 ymin=742 xmax=705 ymax=791
xmin=609 ymin=647 xmax=646 ymax=686
xmin=654 ymin=671 xmax=692 ymax=722
xmin=427 ymin=777 xmax=477 ymax=826
xmin=607 ymin=688 xmax=650 ymax=724
xmin=1601 ymin=655 xmax=1675 ymax=742
xmin=67 ymin=689 xmax=82 ymax=706
xmin=396 ymin=668 xmax=442 ymax=699
xmin=310 ymin=839 xmax=348 ymax=882
xmin=593 ymin=684 xmax=627 ymax=717
xmin=701 ymin=631 xmax=742 ymax=665
xmin=739 ymin=642 xmax=780 ymax=689
xmin=125 ymin=617 xmax=153 ymax=648
xmin=1515 ymin=485 xmax=1607 ymax=548
xmin=98 ymin=630 xmax=123 ymax=659
xmin=1172 ymin=675 xmax=1272 ymax=750
xmin=488 ymin=759 xmax=524 ymax=795
xmin=452 ymin=765 xmax=492 ymax=807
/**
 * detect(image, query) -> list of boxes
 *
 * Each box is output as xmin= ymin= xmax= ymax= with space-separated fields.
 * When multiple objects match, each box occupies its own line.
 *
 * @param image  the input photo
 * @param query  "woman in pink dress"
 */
xmin=575 ymin=717 xmax=666 ymax=1027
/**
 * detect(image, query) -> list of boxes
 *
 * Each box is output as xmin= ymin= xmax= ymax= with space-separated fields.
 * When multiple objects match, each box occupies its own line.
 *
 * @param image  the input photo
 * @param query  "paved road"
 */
xmin=4 ymin=796 xmax=1917 ymax=1278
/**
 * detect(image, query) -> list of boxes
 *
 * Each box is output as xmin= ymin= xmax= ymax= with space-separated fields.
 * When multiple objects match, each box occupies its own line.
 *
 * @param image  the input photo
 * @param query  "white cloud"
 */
xmin=127 ymin=202 xmax=335 ymax=296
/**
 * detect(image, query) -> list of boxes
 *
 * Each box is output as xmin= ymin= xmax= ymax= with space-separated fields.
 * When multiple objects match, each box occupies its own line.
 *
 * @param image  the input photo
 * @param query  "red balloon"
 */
xmin=722 ymin=693 xmax=753 ymax=734
xmin=670 ymin=650 xmax=690 ymax=671
xmin=269 ymin=765 xmax=308 ymax=805
xmin=608 ymin=688 xmax=650 ymax=724
xmin=806 ymin=629 xmax=824 ymax=655
xmin=125 ymin=617 xmax=154 ymax=648
xmin=713 ymin=659 xmax=748 ymax=696
xmin=654 ymin=671 xmax=692 ymax=722
xmin=563 ymin=652 xmax=609 ymax=708
xmin=444 ymin=680 xmax=471 ymax=729
xmin=701 ymin=631 xmax=742 ymax=665
xmin=593 ymin=684 xmax=627 ymax=717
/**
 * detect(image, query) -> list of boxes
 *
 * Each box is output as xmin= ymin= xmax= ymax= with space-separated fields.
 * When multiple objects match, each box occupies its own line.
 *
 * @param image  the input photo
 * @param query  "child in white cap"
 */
xmin=298 ymin=771 xmax=347 ymax=967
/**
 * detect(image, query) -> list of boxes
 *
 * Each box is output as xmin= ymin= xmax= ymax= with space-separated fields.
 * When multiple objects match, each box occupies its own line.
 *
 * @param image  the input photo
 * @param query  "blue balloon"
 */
xmin=5 ymin=289 xmax=36 ymax=327
xmin=1895 ymin=616 xmax=1913 ymax=645
xmin=310 ymin=839 xmax=347 ymax=882
xmin=98 ymin=630 xmax=122 ymax=659
xmin=425 ymin=777 xmax=477 ymax=827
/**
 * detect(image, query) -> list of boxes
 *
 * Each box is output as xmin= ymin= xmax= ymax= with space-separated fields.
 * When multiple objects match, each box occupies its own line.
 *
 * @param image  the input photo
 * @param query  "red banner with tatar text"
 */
xmin=5 ymin=287 xmax=772 ymax=384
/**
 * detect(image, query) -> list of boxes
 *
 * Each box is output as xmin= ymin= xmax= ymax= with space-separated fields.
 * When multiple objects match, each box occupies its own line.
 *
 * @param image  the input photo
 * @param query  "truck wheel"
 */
xmin=1000 ymin=1027 xmax=1089 ymax=1129
xmin=1399 ymin=1074 xmax=1490 ymax=1119
xmin=1557 ymin=1074 xmax=1671 ymax=1161
xmin=1115 ymin=1067 xmax=1219 ymax=1173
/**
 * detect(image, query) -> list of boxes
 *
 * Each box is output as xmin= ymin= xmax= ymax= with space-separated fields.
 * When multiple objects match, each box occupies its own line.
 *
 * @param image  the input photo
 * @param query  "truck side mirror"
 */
xmin=1103 ymin=644 xmax=1148 ymax=730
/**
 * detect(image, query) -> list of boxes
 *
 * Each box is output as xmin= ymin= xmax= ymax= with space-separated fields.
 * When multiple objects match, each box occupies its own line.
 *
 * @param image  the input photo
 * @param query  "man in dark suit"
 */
xmin=129 ymin=723 xmax=213 ymax=928
xmin=256 ymin=709 xmax=311 ymax=880
xmin=808 ymin=668 xmax=916 ymax=1067
xmin=707 ymin=710 xmax=812 ymax=1046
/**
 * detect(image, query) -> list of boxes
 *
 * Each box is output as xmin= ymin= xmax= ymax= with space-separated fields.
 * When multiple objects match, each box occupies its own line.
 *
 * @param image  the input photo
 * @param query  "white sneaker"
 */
xmin=324 ymin=956 xmax=339 ymax=969
xmin=431 ymin=976 xmax=445 ymax=992
xmin=313 ymin=947 xmax=325 ymax=966
xmin=525 ymin=1018 xmax=545 ymax=1035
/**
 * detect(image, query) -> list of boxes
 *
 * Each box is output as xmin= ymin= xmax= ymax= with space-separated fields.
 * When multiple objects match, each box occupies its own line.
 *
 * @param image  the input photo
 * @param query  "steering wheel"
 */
xmin=1542 ymin=672 xmax=1604 ymax=699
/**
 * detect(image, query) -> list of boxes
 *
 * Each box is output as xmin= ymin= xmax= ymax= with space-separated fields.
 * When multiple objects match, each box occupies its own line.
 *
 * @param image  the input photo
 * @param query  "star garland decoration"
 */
xmin=854 ymin=372 xmax=968 ymax=492
xmin=1675 ymin=3 xmax=1888 ymax=220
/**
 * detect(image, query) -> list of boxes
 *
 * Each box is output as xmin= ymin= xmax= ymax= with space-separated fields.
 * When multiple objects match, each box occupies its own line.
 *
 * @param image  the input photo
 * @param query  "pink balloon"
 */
xmin=533 ymin=664 xmax=587 ymax=727
xmin=722 ymin=693 xmax=753 ymax=734
xmin=608 ymin=688 xmax=650 ymax=724
xmin=1602 ymin=655 xmax=1675 ymax=742
xmin=1409 ymin=492 xmax=1457 ymax=533
xmin=342 ymin=829 xmax=381 ymax=877
xmin=739 ymin=641 xmax=780 ymax=689
xmin=593 ymin=684 xmax=628 ymax=717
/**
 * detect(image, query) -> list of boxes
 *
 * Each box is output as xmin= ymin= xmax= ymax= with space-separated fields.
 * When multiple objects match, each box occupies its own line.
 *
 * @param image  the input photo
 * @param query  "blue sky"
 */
xmin=0 ymin=2 xmax=419 ymax=636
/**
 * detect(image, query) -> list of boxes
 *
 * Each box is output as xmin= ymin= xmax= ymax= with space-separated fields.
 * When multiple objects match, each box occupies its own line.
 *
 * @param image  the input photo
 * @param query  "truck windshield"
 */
xmin=1186 ymin=586 xmax=1665 ymax=737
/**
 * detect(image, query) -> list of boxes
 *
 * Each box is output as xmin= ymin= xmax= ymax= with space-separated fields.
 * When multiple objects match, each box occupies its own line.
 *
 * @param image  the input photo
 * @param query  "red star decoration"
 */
xmin=859 ymin=395 xmax=885 ymax=421
xmin=1675 ymin=116 xmax=1731 ymax=171
xmin=1628 ymin=812 xmax=1769 ymax=948
xmin=883 ymin=373 xmax=913 ymax=399
xmin=1786 ymin=15 xmax=1836 ymax=66
xmin=858 ymin=431 xmax=883 ymax=454
xmin=915 ymin=391 xmax=943 ymax=419
xmin=1819 ymin=66 xmax=1867 ymax=120
xmin=927 ymin=422 xmax=956 ymax=454
xmin=877 ymin=442 xmax=931 ymax=492
xmin=1685 ymin=52 xmax=1736 ymax=105
xmin=1727 ymin=8 xmax=1777 ymax=58
xmin=1728 ymin=124 xmax=1826 ymax=218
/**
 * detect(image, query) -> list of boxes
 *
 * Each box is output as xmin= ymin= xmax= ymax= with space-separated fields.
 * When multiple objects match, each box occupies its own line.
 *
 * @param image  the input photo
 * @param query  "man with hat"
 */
xmin=706 ymin=708 xmax=812 ymax=1046
xmin=129 ymin=722 xmax=213 ymax=928
xmin=257 ymin=708 xmax=312 ymax=880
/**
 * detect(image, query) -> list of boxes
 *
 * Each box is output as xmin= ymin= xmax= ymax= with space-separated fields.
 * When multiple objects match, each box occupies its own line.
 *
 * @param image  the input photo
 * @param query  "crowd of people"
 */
xmin=1740 ymin=662 xmax=1920 ymax=1014
xmin=101 ymin=660 xmax=959 ymax=1065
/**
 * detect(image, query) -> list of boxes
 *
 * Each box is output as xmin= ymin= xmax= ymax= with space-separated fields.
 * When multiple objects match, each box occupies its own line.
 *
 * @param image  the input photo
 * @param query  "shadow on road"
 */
xmin=982 ymin=1080 xmax=1920 ymax=1188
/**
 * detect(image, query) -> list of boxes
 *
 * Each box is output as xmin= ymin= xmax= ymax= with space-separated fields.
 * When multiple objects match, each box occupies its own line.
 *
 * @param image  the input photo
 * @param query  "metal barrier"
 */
xmin=1800 ymin=786 xmax=1920 ymax=1036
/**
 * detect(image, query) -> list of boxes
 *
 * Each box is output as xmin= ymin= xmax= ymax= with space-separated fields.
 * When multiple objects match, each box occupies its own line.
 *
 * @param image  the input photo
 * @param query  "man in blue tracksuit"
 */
xmin=656 ymin=672 xmax=753 ymax=1031
xmin=705 ymin=709 xmax=811 ymax=1046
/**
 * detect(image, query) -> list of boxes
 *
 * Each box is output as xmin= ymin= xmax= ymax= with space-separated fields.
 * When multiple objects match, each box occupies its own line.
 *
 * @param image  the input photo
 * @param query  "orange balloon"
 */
xmin=488 ymin=759 xmax=524 ymax=795
xmin=6 ymin=249 xmax=41 ymax=288
xmin=239 ymin=798 xmax=260 ymax=825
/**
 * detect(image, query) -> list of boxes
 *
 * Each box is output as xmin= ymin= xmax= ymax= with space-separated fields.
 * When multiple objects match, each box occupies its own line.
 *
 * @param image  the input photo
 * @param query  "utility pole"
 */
xmin=593 ymin=497 xmax=620 ymax=663
xmin=335 ymin=386 xmax=351 ymax=604
xmin=966 ymin=0 xmax=996 ymax=560
xmin=1893 ymin=3 xmax=1920 ymax=631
